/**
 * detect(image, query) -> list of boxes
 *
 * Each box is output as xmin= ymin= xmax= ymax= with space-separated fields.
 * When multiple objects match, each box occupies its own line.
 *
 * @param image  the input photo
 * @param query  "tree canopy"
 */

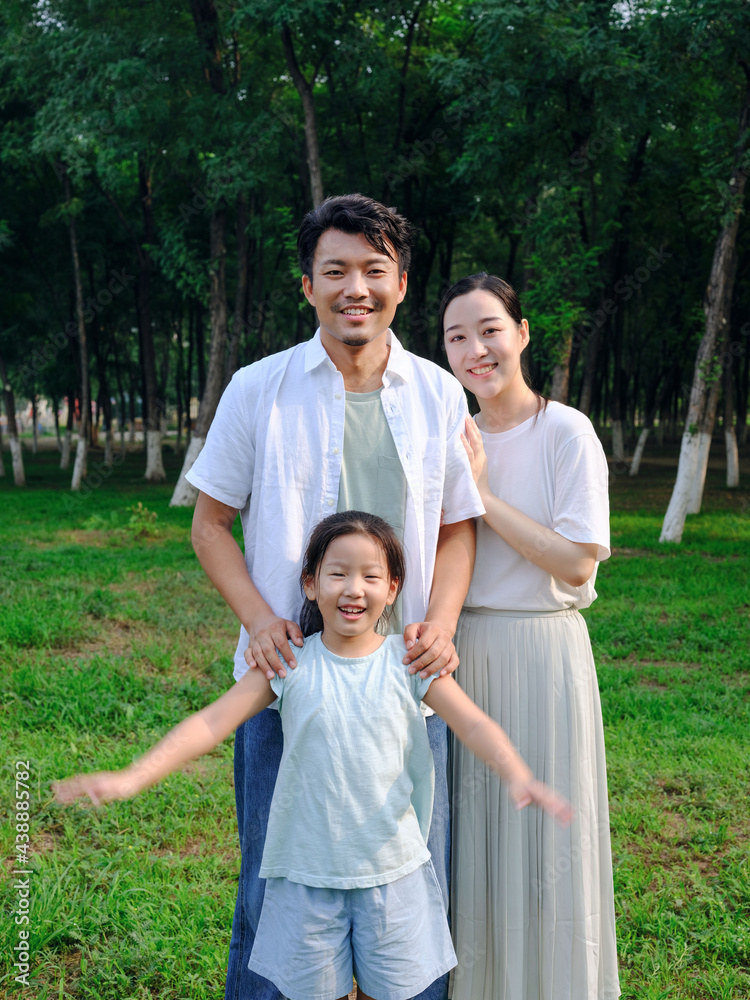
xmin=0 ymin=0 xmax=748 ymax=494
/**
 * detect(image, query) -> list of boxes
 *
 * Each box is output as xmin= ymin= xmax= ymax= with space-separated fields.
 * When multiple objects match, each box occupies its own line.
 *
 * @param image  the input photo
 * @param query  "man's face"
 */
xmin=302 ymin=229 xmax=407 ymax=351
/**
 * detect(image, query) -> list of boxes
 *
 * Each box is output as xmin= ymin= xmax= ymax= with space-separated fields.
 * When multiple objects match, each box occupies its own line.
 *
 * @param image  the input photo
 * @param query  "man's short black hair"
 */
xmin=297 ymin=194 xmax=414 ymax=280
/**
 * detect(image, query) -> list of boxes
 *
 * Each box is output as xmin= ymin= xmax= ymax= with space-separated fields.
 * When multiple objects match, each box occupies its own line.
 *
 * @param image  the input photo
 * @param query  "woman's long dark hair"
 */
xmin=439 ymin=272 xmax=547 ymax=413
xmin=299 ymin=511 xmax=406 ymax=637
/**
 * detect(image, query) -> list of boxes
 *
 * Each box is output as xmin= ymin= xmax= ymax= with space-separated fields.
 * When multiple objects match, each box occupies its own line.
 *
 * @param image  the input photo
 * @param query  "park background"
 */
xmin=1 ymin=0 xmax=749 ymax=997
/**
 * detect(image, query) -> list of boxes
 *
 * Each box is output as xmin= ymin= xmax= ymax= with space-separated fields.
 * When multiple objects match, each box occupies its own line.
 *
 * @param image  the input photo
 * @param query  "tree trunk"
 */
xmin=686 ymin=377 xmax=720 ymax=514
xmin=0 ymin=420 xmax=4 ymax=478
xmin=737 ymin=342 xmax=749 ymax=447
xmin=0 ymin=351 xmax=25 ymax=486
xmin=137 ymin=156 xmax=166 ymax=482
xmin=549 ymin=329 xmax=573 ymax=404
xmin=578 ymin=320 xmax=601 ymax=416
xmin=224 ymin=192 xmax=248 ymax=388
xmin=629 ymin=428 xmax=650 ymax=477
xmin=723 ymin=285 xmax=740 ymax=488
xmin=611 ymin=421 xmax=626 ymax=465
xmin=281 ymin=24 xmax=324 ymax=207
xmin=61 ymin=397 xmax=73 ymax=469
xmin=170 ymin=208 xmax=228 ymax=506
xmin=630 ymin=372 xmax=667 ymax=477
xmin=610 ymin=291 xmax=627 ymax=464
xmin=65 ymin=172 xmax=89 ymax=492
xmin=31 ymin=395 xmax=38 ymax=454
xmin=660 ymin=83 xmax=749 ymax=542
xmin=53 ymin=398 xmax=62 ymax=453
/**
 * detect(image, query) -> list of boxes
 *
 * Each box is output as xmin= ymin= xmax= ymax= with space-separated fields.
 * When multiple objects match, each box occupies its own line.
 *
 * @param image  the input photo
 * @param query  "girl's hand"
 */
xmin=53 ymin=770 xmax=141 ymax=806
xmin=461 ymin=417 xmax=490 ymax=494
xmin=508 ymin=778 xmax=574 ymax=826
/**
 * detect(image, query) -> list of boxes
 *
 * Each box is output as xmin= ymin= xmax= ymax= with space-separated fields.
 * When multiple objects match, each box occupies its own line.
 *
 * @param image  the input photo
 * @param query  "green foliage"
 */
xmin=1 ymin=449 xmax=750 ymax=997
xmin=1 ymin=0 xmax=749 ymax=433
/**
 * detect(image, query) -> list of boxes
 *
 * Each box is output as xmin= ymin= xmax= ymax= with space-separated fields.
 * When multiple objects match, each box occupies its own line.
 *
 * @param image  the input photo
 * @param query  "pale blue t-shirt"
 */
xmin=259 ymin=633 xmax=436 ymax=889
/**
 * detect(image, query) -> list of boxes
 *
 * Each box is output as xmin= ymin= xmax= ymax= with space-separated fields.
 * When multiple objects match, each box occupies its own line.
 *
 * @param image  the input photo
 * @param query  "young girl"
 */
xmin=55 ymin=510 xmax=571 ymax=1000
xmin=441 ymin=274 xmax=620 ymax=1000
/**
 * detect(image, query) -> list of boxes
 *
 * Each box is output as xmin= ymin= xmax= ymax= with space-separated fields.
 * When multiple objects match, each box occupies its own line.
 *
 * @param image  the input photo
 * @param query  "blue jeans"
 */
xmin=224 ymin=708 xmax=450 ymax=1000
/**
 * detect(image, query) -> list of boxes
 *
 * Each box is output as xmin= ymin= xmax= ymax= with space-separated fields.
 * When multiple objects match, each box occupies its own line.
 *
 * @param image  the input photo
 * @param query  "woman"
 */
xmin=441 ymin=274 xmax=620 ymax=1000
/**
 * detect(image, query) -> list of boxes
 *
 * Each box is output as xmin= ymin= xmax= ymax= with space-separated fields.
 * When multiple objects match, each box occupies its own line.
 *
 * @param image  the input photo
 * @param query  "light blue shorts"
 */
xmin=248 ymin=860 xmax=457 ymax=1000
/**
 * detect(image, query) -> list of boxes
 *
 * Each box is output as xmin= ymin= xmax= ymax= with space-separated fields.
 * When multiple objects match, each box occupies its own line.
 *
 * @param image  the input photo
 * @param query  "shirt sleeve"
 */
xmin=413 ymin=671 xmax=440 ymax=702
xmin=440 ymin=385 xmax=485 ymax=525
xmin=185 ymin=368 xmax=257 ymax=509
xmin=552 ymin=432 xmax=610 ymax=561
xmin=268 ymin=673 xmax=284 ymax=709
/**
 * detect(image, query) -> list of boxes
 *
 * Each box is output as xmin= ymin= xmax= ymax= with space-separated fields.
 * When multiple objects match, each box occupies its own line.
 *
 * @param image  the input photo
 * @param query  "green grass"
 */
xmin=1 ymin=441 xmax=750 ymax=999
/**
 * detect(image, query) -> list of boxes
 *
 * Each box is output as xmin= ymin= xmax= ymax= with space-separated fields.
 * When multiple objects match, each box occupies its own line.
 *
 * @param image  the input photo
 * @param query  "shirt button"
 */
xmin=327 ymin=498 xmax=335 ymax=507
xmin=332 ymin=447 xmax=339 ymax=455
xmin=335 ymin=393 xmax=342 ymax=400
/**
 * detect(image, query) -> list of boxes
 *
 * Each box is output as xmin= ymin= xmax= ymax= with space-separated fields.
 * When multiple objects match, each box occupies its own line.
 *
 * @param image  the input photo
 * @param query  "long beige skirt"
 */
xmin=450 ymin=608 xmax=620 ymax=1000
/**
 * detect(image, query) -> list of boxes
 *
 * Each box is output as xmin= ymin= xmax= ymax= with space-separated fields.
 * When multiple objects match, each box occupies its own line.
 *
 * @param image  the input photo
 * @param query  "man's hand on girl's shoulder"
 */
xmin=402 ymin=621 xmax=458 ymax=679
xmin=246 ymin=615 xmax=304 ymax=680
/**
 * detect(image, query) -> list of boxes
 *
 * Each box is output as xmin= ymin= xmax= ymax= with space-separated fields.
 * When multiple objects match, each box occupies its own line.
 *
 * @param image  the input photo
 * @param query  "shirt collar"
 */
xmin=304 ymin=328 xmax=411 ymax=382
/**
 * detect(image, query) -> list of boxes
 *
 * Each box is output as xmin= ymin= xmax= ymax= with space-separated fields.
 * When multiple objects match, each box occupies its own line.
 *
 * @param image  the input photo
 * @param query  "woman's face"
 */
xmin=443 ymin=289 xmax=529 ymax=401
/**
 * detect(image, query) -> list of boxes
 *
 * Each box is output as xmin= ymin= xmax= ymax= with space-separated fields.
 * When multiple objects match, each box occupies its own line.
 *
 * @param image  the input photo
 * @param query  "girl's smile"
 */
xmin=303 ymin=533 xmax=399 ymax=657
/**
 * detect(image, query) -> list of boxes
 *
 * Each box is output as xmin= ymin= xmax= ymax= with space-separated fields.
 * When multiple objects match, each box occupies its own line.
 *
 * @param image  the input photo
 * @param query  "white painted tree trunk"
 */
xmin=611 ymin=420 xmax=626 ymax=464
xmin=726 ymin=428 xmax=739 ymax=487
xmin=629 ymin=427 xmax=650 ymax=477
xmin=31 ymin=397 xmax=38 ymax=454
xmin=9 ymin=436 xmax=25 ymax=486
xmin=661 ymin=83 xmax=749 ymax=542
xmin=60 ymin=429 xmax=72 ymax=469
xmin=686 ymin=432 xmax=713 ymax=513
xmin=660 ymin=431 xmax=701 ymax=542
xmin=170 ymin=435 xmax=204 ymax=506
xmin=104 ymin=426 xmax=114 ymax=466
xmin=70 ymin=436 xmax=87 ymax=491
xmin=144 ymin=428 xmax=166 ymax=481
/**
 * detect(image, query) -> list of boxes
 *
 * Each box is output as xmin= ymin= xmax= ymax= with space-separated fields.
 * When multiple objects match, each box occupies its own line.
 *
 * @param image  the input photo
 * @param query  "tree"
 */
xmin=661 ymin=10 xmax=750 ymax=542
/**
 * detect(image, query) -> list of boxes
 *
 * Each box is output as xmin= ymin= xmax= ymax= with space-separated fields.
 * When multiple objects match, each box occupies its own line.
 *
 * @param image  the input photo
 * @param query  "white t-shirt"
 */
xmin=261 ymin=633 xmax=436 ymax=889
xmin=185 ymin=330 xmax=483 ymax=680
xmin=465 ymin=401 xmax=610 ymax=612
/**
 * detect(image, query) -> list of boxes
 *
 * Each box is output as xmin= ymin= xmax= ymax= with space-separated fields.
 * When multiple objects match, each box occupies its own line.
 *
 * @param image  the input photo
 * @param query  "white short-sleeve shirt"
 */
xmin=465 ymin=401 xmax=610 ymax=612
xmin=186 ymin=330 xmax=484 ymax=679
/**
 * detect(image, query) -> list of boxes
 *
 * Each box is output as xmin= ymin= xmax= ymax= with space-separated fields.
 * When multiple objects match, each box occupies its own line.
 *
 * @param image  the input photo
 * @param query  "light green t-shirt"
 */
xmin=337 ymin=388 xmax=407 ymax=633
xmin=262 ymin=634 xmax=435 ymax=888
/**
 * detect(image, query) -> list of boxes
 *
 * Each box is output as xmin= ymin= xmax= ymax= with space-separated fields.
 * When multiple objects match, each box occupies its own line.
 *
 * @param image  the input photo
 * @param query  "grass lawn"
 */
xmin=1 ymin=440 xmax=749 ymax=999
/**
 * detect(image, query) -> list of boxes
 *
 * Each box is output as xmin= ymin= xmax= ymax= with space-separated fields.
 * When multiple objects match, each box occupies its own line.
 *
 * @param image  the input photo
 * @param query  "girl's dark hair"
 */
xmin=438 ymin=272 xmax=547 ymax=412
xmin=299 ymin=511 xmax=406 ymax=637
xmin=297 ymin=194 xmax=414 ymax=280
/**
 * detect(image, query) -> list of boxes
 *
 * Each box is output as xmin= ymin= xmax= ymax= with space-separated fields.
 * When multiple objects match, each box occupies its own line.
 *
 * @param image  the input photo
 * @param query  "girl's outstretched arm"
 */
xmin=422 ymin=676 xmax=573 ymax=824
xmin=54 ymin=669 xmax=276 ymax=805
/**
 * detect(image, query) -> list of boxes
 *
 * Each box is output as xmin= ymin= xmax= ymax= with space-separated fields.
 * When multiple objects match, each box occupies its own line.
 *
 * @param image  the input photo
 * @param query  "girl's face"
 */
xmin=443 ymin=289 xmax=529 ymax=402
xmin=303 ymin=533 xmax=398 ymax=653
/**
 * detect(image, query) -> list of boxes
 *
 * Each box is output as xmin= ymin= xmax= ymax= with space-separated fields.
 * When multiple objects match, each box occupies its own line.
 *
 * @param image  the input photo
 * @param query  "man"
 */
xmin=186 ymin=194 xmax=483 ymax=1000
